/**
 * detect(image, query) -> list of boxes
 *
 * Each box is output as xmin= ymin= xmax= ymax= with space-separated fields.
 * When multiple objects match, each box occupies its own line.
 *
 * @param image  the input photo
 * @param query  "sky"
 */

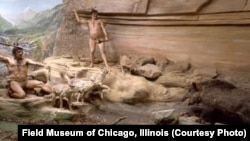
xmin=0 ymin=0 xmax=62 ymax=18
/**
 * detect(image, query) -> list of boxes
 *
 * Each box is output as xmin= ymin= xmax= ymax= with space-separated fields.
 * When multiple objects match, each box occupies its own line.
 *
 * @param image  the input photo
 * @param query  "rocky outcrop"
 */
xmin=0 ymin=54 xmax=250 ymax=125
xmin=184 ymin=79 xmax=250 ymax=124
xmin=54 ymin=0 xmax=250 ymax=78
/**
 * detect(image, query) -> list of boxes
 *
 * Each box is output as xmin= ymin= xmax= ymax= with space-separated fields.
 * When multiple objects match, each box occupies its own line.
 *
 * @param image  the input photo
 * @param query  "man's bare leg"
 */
xmin=89 ymin=39 xmax=96 ymax=68
xmin=9 ymin=81 xmax=26 ymax=99
xmin=26 ymin=80 xmax=53 ymax=95
xmin=98 ymin=43 xmax=109 ymax=68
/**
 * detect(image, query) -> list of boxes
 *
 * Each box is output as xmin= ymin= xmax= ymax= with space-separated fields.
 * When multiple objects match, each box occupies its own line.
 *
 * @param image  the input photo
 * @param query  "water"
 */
xmin=0 ymin=121 xmax=18 ymax=133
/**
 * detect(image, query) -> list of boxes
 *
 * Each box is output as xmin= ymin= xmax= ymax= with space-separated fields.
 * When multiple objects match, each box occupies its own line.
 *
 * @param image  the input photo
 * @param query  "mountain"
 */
xmin=7 ymin=7 xmax=37 ymax=28
xmin=0 ymin=14 xmax=13 ymax=32
xmin=18 ymin=4 xmax=65 ymax=33
xmin=20 ymin=7 xmax=37 ymax=21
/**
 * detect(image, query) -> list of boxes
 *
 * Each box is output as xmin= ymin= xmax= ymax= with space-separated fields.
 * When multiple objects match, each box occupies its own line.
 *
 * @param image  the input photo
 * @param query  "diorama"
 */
xmin=1 ymin=0 xmax=250 ymax=140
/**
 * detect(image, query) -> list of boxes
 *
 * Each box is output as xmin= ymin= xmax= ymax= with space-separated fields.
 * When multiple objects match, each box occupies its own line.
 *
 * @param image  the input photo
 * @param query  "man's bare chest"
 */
xmin=88 ymin=21 xmax=101 ymax=29
xmin=9 ymin=59 xmax=27 ymax=67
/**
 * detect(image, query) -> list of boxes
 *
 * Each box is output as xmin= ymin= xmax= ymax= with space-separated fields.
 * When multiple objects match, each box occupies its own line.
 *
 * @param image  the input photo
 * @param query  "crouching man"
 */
xmin=0 ymin=45 xmax=52 ymax=99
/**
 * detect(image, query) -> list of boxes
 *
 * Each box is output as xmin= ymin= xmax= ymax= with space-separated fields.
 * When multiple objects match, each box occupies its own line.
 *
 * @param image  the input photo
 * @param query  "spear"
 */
xmin=0 ymin=42 xmax=28 ymax=51
xmin=96 ymin=38 xmax=113 ymax=44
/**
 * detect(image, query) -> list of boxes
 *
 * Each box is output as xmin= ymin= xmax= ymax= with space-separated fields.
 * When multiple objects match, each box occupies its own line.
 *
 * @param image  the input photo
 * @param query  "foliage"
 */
xmin=0 ymin=15 xmax=13 ymax=33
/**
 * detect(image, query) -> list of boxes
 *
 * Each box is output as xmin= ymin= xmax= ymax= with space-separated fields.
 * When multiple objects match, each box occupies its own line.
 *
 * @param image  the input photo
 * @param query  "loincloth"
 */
xmin=90 ymin=34 xmax=104 ymax=44
xmin=7 ymin=79 xmax=28 ymax=89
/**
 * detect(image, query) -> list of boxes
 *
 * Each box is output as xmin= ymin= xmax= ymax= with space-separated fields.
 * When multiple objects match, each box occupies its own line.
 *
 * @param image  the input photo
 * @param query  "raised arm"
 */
xmin=73 ymin=9 xmax=88 ymax=24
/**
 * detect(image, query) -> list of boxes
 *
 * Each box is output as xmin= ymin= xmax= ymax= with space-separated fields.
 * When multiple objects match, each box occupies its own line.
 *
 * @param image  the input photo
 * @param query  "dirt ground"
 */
xmin=1 ymin=56 xmax=250 ymax=141
xmin=0 ymin=99 xmax=187 ymax=141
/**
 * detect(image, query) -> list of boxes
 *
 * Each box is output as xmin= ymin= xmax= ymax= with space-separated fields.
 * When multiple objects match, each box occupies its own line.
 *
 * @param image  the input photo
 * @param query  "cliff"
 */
xmin=54 ymin=0 xmax=250 ymax=76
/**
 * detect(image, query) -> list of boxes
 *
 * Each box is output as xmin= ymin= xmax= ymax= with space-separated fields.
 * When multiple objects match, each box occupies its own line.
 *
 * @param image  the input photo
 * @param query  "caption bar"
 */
xmin=18 ymin=125 xmax=249 ymax=140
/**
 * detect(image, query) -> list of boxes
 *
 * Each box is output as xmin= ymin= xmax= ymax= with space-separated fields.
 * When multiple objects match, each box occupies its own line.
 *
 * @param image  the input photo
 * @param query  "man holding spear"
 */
xmin=73 ymin=8 xmax=111 ymax=68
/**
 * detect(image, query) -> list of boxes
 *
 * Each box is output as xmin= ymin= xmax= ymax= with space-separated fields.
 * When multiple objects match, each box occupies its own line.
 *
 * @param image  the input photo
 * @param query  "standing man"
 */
xmin=0 ymin=45 xmax=53 ymax=99
xmin=73 ymin=9 xmax=110 ymax=68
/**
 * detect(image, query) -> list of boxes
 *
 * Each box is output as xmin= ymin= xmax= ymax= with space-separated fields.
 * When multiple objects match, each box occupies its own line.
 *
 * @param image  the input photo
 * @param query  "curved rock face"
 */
xmin=55 ymin=0 xmax=250 ymax=76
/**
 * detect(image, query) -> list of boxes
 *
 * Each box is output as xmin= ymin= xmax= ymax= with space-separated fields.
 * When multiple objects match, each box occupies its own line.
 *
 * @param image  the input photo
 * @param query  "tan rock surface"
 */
xmin=55 ymin=0 xmax=250 ymax=78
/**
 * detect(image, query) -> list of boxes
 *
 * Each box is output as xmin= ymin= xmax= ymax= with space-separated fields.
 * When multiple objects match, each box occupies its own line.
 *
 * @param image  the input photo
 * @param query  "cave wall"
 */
xmin=54 ymin=0 xmax=250 ymax=75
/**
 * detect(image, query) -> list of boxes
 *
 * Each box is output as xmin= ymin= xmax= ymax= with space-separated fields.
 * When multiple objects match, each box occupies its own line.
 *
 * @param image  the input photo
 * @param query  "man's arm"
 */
xmin=73 ymin=9 xmax=88 ymax=24
xmin=27 ymin=59 xmax=47 ymax=68
xmin=0 ymin=55 xmax=8 ymax=63
xmin=100 ymin=20 xmax=108 ymax=40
